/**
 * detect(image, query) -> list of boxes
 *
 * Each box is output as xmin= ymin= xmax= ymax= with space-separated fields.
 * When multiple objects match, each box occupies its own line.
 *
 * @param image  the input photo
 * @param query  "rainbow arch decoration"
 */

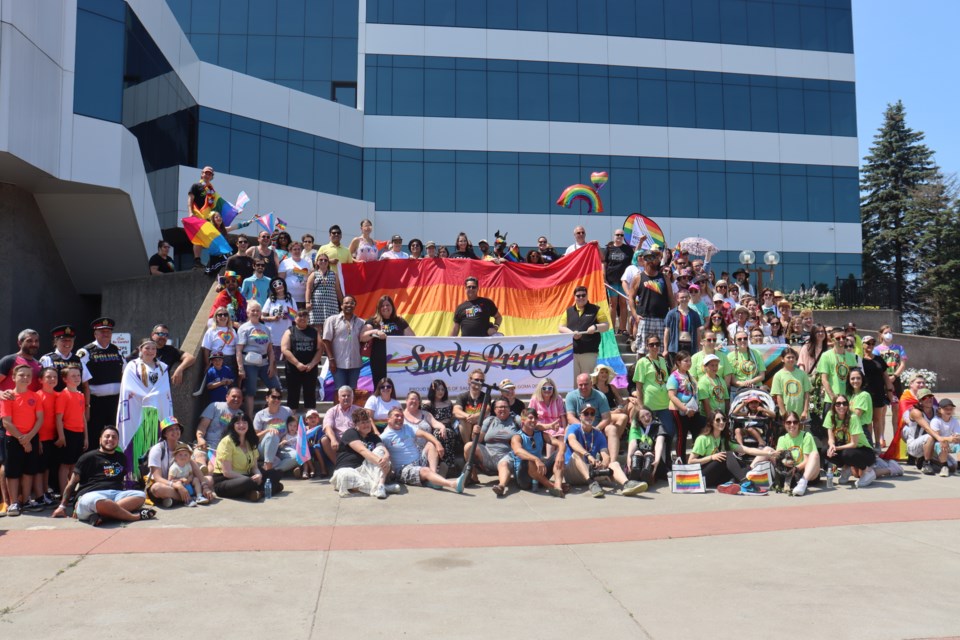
xmin=556 ymin=181 xmax=605 ymax=213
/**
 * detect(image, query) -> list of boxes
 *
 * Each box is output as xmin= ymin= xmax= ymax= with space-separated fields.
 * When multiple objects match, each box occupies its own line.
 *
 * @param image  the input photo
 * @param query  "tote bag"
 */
xmin=671 ymin=462 xmax=706 ymax=493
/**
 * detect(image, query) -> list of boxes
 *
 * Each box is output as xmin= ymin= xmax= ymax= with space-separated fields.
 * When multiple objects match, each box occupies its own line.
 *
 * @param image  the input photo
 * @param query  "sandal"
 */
xmin=492 ymin=484 xmax=506 ymax=497
xmin=90 ymin=515 xmax=104 ymax=527
xmin=139 ymin=508 xmax=157 ymax=521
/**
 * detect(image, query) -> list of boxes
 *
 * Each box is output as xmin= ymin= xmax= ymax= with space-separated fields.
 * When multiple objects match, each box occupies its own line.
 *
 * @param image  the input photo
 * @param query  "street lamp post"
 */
xmin=738 ymin=250 xmax=781 ymax=291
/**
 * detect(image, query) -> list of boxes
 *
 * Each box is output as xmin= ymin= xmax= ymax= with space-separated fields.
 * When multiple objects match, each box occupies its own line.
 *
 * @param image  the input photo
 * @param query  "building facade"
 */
xmin=0 ymin=0 xmax=859 ymax=340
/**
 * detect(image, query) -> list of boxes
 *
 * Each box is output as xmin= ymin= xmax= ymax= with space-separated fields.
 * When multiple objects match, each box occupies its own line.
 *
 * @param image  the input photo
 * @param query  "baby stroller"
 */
xmin=729 ymin=389 xmax=777 ymax=463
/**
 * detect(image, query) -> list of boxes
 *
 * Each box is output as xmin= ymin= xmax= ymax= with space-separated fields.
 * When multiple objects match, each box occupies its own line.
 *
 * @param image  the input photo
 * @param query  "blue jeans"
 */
xmin=333 ymin=367 xmax=360 ymax=390
xmin=654 ymin=409 xmax=677 ymax=438
xmin=243 ymin=362 xmax=281 ymax=397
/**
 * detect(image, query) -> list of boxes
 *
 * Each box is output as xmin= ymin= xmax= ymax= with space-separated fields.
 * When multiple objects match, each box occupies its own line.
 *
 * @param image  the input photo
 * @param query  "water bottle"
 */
xmin=531 ymin=479 xmax=539 ymax=493
xmin=825 ymin=466 xmax=834 ymax=488
xmin=264 ymin=478 xmax=273 ymax=500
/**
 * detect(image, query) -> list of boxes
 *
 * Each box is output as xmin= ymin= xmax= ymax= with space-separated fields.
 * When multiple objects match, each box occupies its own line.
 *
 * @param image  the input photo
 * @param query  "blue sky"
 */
xmin=853 ymin=0 xmax=960 ymax=178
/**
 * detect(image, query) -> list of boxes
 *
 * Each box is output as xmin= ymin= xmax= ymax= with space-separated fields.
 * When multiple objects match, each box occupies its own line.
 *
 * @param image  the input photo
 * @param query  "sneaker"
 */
xmin=192 ymin=258 xmax=204 ymax=270
xmin=8 ymin=503 xmax=21 ymax=517
xmin=455 ymin=474 xmax=466 ymax=494
xmin=42 ymin=493 xmax=55 ymax=506
xmin=792 ymin=478 xmax=808 ymax=497
xmin=372 ymin=485 xmax=387 ymax=499
xmin=0 ymin=502 xmax=6 ymax=517
xmin=24 ymin=499 xmax=44 ymax=511
xmin=856 ymin=467 xmax=877 ymax=488
xmin=589 ymin=481 xmax=604 ymax=498
xmin=385 ymin=483 xmax=402 ymax=495
xmin=739 ymin=481 xmax=767 ymax=496
xmin=939 ymin=465 xmax=951 ymax=478
xmin=186 ymin=499 xmax=198 ymax=508
xmin=717 ymin=481 xmax=741 ymax=495
xmin=621 ymin=480 xmax=648 ymax=496
xmin=838 ymin=467 xmax=853 ymax=484
xmin=159 ymin=497 xmax=174 ymax=508
xmin=293 ymin=467 xmax=303 ymax=479
xmin=196 ymin=495 xmax=210 ymax=505
xmin=921 ymin=461 xmax=936 ymax=475
xmin=246 ymin=490 xmax=262 ymax=502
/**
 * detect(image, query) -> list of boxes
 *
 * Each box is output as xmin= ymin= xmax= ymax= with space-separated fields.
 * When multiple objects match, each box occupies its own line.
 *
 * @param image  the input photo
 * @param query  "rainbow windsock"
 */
xmin=623 ymin=213 xmax=665 ymax=251
xmin=341 ymin=243 xmax=628 ymax=386
xmin=181 ymin=216 xmax=232 ymax=255
xmin=556 ymin=184 xmax=603 ymax=213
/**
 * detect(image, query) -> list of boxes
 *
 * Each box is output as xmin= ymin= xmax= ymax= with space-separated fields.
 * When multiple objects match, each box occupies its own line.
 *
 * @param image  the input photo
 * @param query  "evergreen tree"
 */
xmin=912 ymin=172 xmax=960 ymax=337
xmin=860 ymin=101 xmax=936 ymax=313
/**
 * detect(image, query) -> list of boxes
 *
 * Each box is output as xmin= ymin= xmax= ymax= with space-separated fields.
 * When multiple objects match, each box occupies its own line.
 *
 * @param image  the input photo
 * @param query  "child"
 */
xmin=626 ymin=407 xmax=662 ymax=484
xmin=55 ymin=365 xmax=88 ymax=498
xmin=0 ymin=364 xmax=44 ymax=516
xmin=204 ymin=352 xmax=235 ymax=403
xmin=167 ymin=443 xmax=208 ymax=507
xmin=37 ymin=367 xmax=61 ymax=502
xmin=279 ymin=415 xmax=305 ymax=479
xmin=732 ymin=396 xmax=774 ymax=447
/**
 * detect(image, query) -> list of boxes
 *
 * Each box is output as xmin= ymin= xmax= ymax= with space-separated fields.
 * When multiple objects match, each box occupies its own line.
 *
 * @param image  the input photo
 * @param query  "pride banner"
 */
xmin=386 ymin=334 xmax=574 ymax=396
xmin=340 ymin=243 xmax=628 ymax=386
xmin=718 ymin=344 xmax=789 ymax=388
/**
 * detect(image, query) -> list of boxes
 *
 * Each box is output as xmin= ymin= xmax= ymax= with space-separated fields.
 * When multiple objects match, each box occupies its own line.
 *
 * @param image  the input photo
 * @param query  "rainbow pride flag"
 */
xmin=673 ymin=472 xmax=705 ymax=492
xmin=191 ymin=189 xmax=248 ymax=226
xmin=181 ymin=216 xmax=232 ymax=255
xmin=341 ymin=243 xmax=628 ymax=386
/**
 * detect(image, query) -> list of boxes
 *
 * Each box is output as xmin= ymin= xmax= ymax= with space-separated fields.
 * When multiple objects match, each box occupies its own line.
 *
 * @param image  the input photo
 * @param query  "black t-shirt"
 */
xmin=454 ymin=390 xmax=491 ymax=418
xmin=450 ymin=251 xmax=478 ymax=259
xmin=364 ymin=315 xmax=410 ymax=364
xmin=74 ymin=448 xmax=127 ymax=497
xmin=503 ymin=396 xmax=525 ymax=417
xmin=286 ymin=325 xmax=318 ymax=366
xmin=861 ymin=356 xmax=887 ymax=403
xmin=540 ymin=248 xmax=560 ymax=264
xmin=635 ymin=271 xmax=670 ymax=318
xmin=188 ymin=181 xmax=207 ymax=206
xmin=603 ymin=244 xmax=634 ymax=284
xmin=453 ymin=297 xmax=499 ymax=337
xmin=226 ymin=254 xmax=254 ymax=282
xmin=335 ymin=428 xmax=382 ymax=470
xmin=158 ymin=344 xmax=183 ymax=369
xmin=149 ymin=253 xmax=175 ymax=273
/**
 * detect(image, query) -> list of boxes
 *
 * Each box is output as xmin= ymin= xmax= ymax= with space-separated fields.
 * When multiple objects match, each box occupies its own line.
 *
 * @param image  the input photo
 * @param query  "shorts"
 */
xmin=59 ymin=430 xmax=85 ymax=466
xmin=563 ymin=456 xmax=591 ymax=486
xmin=3 ymin=434 xmax=42 ymax=478
xmin=40 ymin=439 xmax=58 ymax=473
xmin=634 ymin=317 xmax=665 ymax=354
xmin=396 ymin=462 xmax=425 ymax=486
xmin=906 ymin=433 xmax=931 ymax=459
xmin=474 ymin=444 xmax=506 ymax=473
xmin=607 ymin=283 xmax=625 ymax=296
xmin=934 ymin=441 xmax=960 ymax=456
xmin=76 ymin=489 xmax=145 ymax=521
xmin=511 ymin=452 xmax=558 ymax=490
xmin=0 ymin=434 xmax=6 ymax=464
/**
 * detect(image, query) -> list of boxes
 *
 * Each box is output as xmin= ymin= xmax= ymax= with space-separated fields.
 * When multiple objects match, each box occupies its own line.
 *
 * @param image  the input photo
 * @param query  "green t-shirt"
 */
xmin=851 ymin=390 xmax=873 ymax=421
xmin=776 ymin=431 xmax=817 ymax=465
xmin=691 ymin=350 xmax=733 ymax=382
xmin=692 ymin=433 xmax=739 ymax=456
xmin=823 ymin=411 xmax=871 ymax=448
xmin=697 ymin=375 xmax=729 ymax=416
xmin=816 ymin=350 xmax=858 ymax=398
xmin=628 ymin=422 xmax=657 ymax=446
xmin=771 ymin=368 xmax=812 ymax=415
xmin=728 ymin=348 xmax=764 ymax=385
xmin=633 ymin=356 xmax=670 ymax=411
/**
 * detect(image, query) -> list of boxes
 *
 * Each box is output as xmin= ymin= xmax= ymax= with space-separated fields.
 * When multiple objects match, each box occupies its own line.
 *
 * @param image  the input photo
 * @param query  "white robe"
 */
xmin=117 ymin=358 xmax=174 ymax=453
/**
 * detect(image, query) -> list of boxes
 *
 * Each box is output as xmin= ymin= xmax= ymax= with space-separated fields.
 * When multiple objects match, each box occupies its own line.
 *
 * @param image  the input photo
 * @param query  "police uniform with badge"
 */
xmin=78 ymin=318 xmax=125 ymax=443
xmin=38 ymin=325 xmax=91 ymax=392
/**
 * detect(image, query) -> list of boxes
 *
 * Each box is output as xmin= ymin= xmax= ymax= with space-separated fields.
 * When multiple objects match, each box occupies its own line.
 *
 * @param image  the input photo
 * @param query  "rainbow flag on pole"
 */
xmin=341 ymin=243 xmax=628 ymax=386
xmin=191 ymin=190 xmax=248 ymax=226
xmin=181 ymin=216 xmax=232 ymax=255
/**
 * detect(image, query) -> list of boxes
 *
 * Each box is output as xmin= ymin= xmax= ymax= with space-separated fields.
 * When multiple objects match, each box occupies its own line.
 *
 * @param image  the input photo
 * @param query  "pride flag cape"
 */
xmin=881 ymin=389 xmax=916 ymax=461
xmin=717 ymin=344 xmax=788 ymax=388
xmin=340 ymin=243 xmax=628 ymax=386
xmin=295 ymin=416 xmax=323 ymax=465
xmin=181 ymin=216 xmax=232 ymax=255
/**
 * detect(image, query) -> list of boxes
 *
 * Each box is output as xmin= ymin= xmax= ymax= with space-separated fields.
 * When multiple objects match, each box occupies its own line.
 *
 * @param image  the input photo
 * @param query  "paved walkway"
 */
xmin=2 ymin=462 xmax=959 ymax=639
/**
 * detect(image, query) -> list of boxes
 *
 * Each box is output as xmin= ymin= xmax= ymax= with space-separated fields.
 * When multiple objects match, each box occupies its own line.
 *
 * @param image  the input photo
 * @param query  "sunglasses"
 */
xmin=647 ymin=342 xmax=660 ymax=347
xmin=254 ymin=263 xmax=265 ymax=268
xmin=575 ymin=293 xmax=588 ymax=298
xmin=703 ymin=338 xmax=716 ymax=343
xmin=215 ymin=313 xmax=229 ymax=318
xmin=581 ymin=411 xmax=596 ymax=416
xmin=330 ymin=231 xmax=342 ymax=235
xmin=269 ymin=395 xmax=282 ymax=400
xmin=614 ymin=233 xmax=624 ymax=237
xmin=542 ymin=386 xmax=554 ymax=391
xmin=784 ymin=419 xmax=799 ymax=425
xmin=470 ymin=378 xmax=484 ymax=384
xmin=154 ymin=332 xmax=170 ymax=337
xmin=714 ymin=418 xmax=727 ymax=423
xmin=735 ymin=338 xmax=748 ymax=342
xmin=381 ymin=384 xmax=393 ymax=389
xmin=465 ymin=285 xmax=478 ymax=289
xmin=834 ymin=401 xmax=848 ymax=406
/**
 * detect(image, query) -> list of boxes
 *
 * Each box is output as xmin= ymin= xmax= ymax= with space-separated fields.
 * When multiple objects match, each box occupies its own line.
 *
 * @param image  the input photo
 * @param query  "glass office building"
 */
xmin=2 ymin=0 xmax=861 ymax=299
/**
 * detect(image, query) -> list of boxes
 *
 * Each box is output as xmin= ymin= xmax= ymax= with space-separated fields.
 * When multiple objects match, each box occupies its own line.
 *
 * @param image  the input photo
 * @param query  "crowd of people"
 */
xmin=2 ymin=169 xmax=953 ymax=524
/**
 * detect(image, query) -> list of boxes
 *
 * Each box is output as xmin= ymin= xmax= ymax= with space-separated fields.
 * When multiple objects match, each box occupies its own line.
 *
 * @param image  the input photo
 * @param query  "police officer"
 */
xmin=78 ymin=318 xmax=125 ymax=444
xmin=39 ymin=325 xmax=91 ymax=392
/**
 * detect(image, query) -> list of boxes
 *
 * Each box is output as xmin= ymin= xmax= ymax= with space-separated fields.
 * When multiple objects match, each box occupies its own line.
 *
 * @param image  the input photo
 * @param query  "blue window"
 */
xmin=190 ymin=0 xmax=219 ymax=35
xmin=518 ymin=164 xmax=550 ymax=213
xmin=314 ymin=148 xmax=339 ymax=194
xmin=807 ymin=176 xmax=834 ymax=222
xmin=612 ymin=167 xmax=641 ymax=215
xmin=393 ymin=66 xmax=424 ymax=116
xmin=664 ymin=0 xmax=693 ymax=41
xmin=276 ymin=37 xmax=305 ymax=79
xmin=306 ymin=0 xmax=334 ymax=36
xmin=804 ymin=89 xmax=831 ymax=136
xmin=667 ymin=78 xmax=696 ymax=128
xmin=638 ymin=77 xmax=668 ymax=126
xmin=691 ymin=0 xmax=720 ymax=42
xmin=800 ymin=6 xmax=828 ymax=51
xmin=456 ymin=161 xmax=487 ymax=213
xmin=287 ymin=142 xmax=313 ymax=190
xmin=781 ymin=175 xmax=808 ymax=221
xmin=518 ymin=69 xmax=549 ymax=121
xmin=636 ymin=0 xmax=665 ymax=39
xmin=777 ymin=87 xmax=805 ymax=135
xmin=394 ymin=0 xmax=425 ymax=23
xmin=260 ymin=137 xmax=287 ymax=185
xmin=487 ymin=68 xmax=519 ymax=120
xmin=698 ymin=170 xmax=726 ymax=218
xmin=277 ymin=0 xmax=306 ymax=36
xmin=425 ymin=0 xmax=455 ymax=26
xmin=457 ymin=0 xmax=486 ymax=28
xmin=754 ymin=174 xmax=781 ymax=220
xmin=722 ymin=81 xmax=751 ymax=131
xmin=746 ymin=2 xmax=775 ymax=48
xmin=609 ymin=76 xmax=639 ymax=125
xmin=719 ymin=0 xmax=747 ymax=45
xmin=578 ymin=0 xmax=606 ymax=35
xmin=830 ymin=90 xmax=857 ymax=137
xmin=424 ymin=159 xmax=456 ymax=211
xmin=74 ymin=9 xmax=124 ymax=122
xmin=606 ymin=0 xmax=636 ymax=37
xmin=198 ymin=123 xmax=232 ymax=174
xmin=488 ymin=163 xmax=519 ymax=213
xmin=695 ymin=80 xmax=723 ymax=129
xmin=670 ymin=170 xmax=698 ymax=217
xmin=726 ymin=173 xmax=754 ymax=219
xmin=774 ymin=4 xmax=801 ymax=50
xmin=456 ymin=68 xmax=486 ymax=118
xmin=425 ymin=68 xmax=456 ymax=117
xmin=487 ymin=0 xmax=517 ymax=30
xmin=579 ymin=74 xmax=609 ymax=124
xmin=231 ymin=130 xmax=260 ymax=179
xmin=548 ymin=0 xmax=577 ymax=33
xmin=641 ymin=168 xmax=670 ymax=218
xmin=517 ymin=0 xmax=548 ymax=31
xmin=247 ymin=0 xmax=277 ymax=36
xmin=392 ymin=161 xmax=424 ymax=211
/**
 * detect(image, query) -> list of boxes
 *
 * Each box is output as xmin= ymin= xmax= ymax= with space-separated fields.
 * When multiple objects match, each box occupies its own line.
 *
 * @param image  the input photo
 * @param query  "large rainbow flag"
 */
xmin=191 ymin=189 xmax=248 ymax=226
xmin=341 ymin=243 xmax=628 ymax=385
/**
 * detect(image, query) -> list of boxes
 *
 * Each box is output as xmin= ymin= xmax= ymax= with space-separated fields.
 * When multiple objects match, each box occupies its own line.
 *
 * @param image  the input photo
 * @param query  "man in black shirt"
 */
xmin=453 ymin=368 xmax=493 ymax=447
xmin=187 ymin=166 xmax=216 ymax=269
xmin=143 ymin=324 xmax=195 ymax=386
xmin=52 ymin=426 xmax=155 ymax=523
xmin=225 ymin=234 xmax=255 ymax=281
xmin=627 ymin=247 xmax=675 ymax=355
xmin=149 ymin=240 xmax=175 ymax=275
xmin=331 ymin=408 xmax=395 ymax=499
xmin=451 ymin=277 xmax=502 ymax=338
xmin=559 ymin=286 xmax=610 ymax=379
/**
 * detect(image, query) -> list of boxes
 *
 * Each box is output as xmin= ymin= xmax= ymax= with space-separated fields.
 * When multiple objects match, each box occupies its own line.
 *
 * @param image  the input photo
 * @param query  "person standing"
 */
xmin=559 ymin=286 xmax=609 ymax=380
xmin=246 ymin=230 xmax=280 ymax=279
xmin=817 ymin=328 xmax=859 ymax=415
xmin=627 ymin=247 xmax=674 ymax=355
xmin=149 ymin=240 xmax=175 ymax=275
xmin=225 ymin=235 xmax=255 ymax=282
xmin=322 ymin=296 xmax=365 ymax=390
xmin=305 ymin=253 xmax=343 ymax=332
xmin=451 ymin=277 xmax=502 ymax=337
xmin=281 ymin=309 xmax=323 ymax=411
xmin=564 ymin=226 xmax=588 ymax=255
xmin=78 ymin=318 xmax=125 ymax=444
xmin=604 ymin=230 xmax=634 ymax=334
xmin=0 ymin=329 xmax=42 ymax=392
xmin=318 ymin=224 xmax=353 ymax=265
xmin=39 ymin=325 xmax=92 ymax=393
xmin=348 ymin=219 xmax=381 ymax=262
xmin=379 ymin=235 xmax=410 ymax=260
xmin=148 ymin=324 xmax=196 ymax=387
xmin=186 ymin=166 xmax=217 ymax=269
xmin=279 ymin=242 xmax=312 ymax=309
xmin=663 ymin=290 xmax=701 ymax=365
xmin=240 ymin=259 xmax=271 ymax=308
xmin=361 ymin=295 xmax=414 ymax=388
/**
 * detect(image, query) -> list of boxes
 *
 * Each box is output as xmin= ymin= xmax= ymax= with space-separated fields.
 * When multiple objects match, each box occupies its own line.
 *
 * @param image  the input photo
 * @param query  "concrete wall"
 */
xmin=101 ymin=270 xmax=219 ymax=434
xmin=813 ymin=310 xmax=902 ymax=333
xmin=861 ymin=332 xmax=960 ymax=392
xmin=0 ymin=183 xmax=99 ymax=348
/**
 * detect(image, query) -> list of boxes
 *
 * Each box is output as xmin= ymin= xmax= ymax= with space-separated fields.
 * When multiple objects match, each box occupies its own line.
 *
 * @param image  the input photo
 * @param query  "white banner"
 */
xmin=385 ymin=334 xmax=576 ymax=396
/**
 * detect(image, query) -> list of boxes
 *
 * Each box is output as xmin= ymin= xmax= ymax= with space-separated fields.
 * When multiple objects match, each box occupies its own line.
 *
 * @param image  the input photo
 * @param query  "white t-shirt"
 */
xmin=262 ymin=299 xmax=298 ymax=345
xmin=279 ymin=256 xmax=311 ymax=302
xmin=621 ymin=264 xmax=639 ymax=290
xmin=201 ymin=326 xmax=238 ymax=356
xmin=379 ymin=250 xmax=410 ymax=260
xmin=364 ymin=396 xmax=402 ymax=421
xmin=565 ymin=242 xmax=586 ymax=256
xmin=931 ymin=416 xmax=959 ymax=438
